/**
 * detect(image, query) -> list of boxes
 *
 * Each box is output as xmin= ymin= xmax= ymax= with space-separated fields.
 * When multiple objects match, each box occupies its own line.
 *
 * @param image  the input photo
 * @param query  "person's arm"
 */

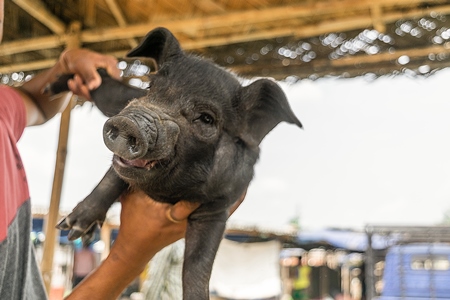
xmin=73 ymin=251 xmax=78 ymax=268
xmin=65 ymin=190 xmax=199 ymax=299
xmin=66 ymin=190 xmax=246 ymax=300
xmin=14 ymin=48 xmax=120 ymax=127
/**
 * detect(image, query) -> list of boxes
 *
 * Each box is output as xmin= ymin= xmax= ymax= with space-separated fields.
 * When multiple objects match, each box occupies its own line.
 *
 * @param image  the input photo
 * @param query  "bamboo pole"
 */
xmin=100 ymin=223 xmax=112 ymax=261
xmin=40 ymin=21 xmax=81 ymax=294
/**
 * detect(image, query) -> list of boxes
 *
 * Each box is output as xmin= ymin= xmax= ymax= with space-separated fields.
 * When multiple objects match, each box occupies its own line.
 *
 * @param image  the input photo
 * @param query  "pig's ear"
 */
xmin=238 ymin=79 xmax=302 ymax=146
xmin=126 ymin=27 xmax=182 ymax=67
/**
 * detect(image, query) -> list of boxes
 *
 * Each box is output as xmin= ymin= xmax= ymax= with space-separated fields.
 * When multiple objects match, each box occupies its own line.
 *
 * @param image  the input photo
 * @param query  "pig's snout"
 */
xmin=103 ymin=114 xmax=157 ymax=160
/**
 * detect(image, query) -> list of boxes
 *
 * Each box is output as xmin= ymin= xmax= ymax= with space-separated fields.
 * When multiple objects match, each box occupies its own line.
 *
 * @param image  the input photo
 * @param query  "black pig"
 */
xmin=55 ymin=27 xmax=302 ymax=300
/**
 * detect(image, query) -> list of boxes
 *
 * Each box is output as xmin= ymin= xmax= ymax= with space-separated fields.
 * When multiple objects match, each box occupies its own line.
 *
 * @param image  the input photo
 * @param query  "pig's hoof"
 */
xmin=68 ymin=222 xmax=97 ymax=241
xmin=56 ymin=212 xmax=105 ymax=241
xmin=56 ymin=217 xmax=70 ymax=230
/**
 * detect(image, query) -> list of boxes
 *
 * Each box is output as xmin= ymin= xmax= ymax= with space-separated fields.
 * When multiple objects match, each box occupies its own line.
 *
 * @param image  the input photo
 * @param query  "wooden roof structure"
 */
xmin=3 ymin=0 xmax=450 ymax=82
xmin=6 ymin=0 xmax=450 ymax=293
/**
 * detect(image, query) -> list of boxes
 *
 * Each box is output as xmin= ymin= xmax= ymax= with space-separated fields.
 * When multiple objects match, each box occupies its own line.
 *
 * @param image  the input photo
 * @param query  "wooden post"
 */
xmin=100 ymin=222 xmax=112 ymax=261
xmin=40 ymin=21 xmax=81 ymax=294
xmin=365 ymin=226 xmax=375 ymax=300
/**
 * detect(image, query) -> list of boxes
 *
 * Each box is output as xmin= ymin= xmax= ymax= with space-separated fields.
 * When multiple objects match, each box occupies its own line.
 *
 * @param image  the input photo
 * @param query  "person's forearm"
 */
xmin=65 ymin=258 xmax=142 ymax=299
xmin=65 ymin=191 xmax=203 ymax=299
xmin=14 ymin=49 xmax=120 ymax=126
xmin=17 ymin=57 xmax=72 ymax=125
xmin=66 ymin=243 xmax=159 ymax=299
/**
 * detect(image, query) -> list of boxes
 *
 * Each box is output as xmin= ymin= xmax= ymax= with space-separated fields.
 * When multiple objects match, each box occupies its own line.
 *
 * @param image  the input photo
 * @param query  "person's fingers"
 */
xmin=165 ymin=208 xmax=184 ymax=224
xmin=82 ymin=55 xmax=119 ymax=87
xmin=229 ymin=189 xmax=247 ymax=216
xmin=167 ymin=189 xmax=247 ymax=222
xmin=103 ymin=57 xmax=121 ymax=80
xmin=169 ymin=201 xmax=201 ymax=222
xmin=84 ymin=71 xmax=102 ymax=91
xmin=67 ymin=76 xmax=92 ymax=100
xmin=119 ymin=191 xmax=188 ymax=243
xmin=70 ymin=66 xmax=102 ymax=91
xmin=60 ymin=49 xmax=119 ymax=91
xmin=80 ymin=55 xmax=119 ymax=89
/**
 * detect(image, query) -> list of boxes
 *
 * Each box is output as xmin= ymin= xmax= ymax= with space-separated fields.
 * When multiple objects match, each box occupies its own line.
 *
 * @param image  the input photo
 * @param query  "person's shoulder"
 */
xmin=0 ymin=85 xmax=26 ymax=139
xmin=0 ymin=85 xmax=24 ymax=108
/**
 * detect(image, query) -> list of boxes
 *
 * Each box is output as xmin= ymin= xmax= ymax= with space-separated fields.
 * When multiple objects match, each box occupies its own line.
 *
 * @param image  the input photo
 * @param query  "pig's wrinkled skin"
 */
xmin=55 ymin=27 xmax=302 ymax=300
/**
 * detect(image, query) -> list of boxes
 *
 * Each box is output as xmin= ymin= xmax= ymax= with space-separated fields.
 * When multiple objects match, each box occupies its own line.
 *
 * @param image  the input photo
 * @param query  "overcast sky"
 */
xmin=18 ymin=68 xmax=450 ymax=231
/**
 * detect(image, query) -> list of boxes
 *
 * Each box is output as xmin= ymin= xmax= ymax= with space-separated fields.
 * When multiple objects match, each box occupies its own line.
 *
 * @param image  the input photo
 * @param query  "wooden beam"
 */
xmin=79 ymin=3 xmax=450 ymax=43
xmin=104 ymin=0 xmax=138 ymax=48
xmin=4 ymin=40 xmax=450 ymax=77
xmin=40 ymin=21 xmax=81 ymax=294
xmin=330 ymin=44 xmax=450 ymax=67
xmin=230 ymin=43 xmax=450 ymax=76
xmin=3 ymin=2 xmax=450 ymax=57
xmin=83 ymin=0 xmax=96 ymax=27
xmin=0 ymin=58 xmax=57 ymax=73
xmin=100 ymin=223 xmax=112 ymax=261
xmin=41 ymin=93 xmax=74 ymax=294
xmin=181 ymin=27 xmax=298 ymax=49
xmin=194 ymin=0 xmax=226 ymax=13
xmin=77 ymin=0 xmax=384 ymax=43
xmin=2 ymin=1 xmax=450 ymax=69
xmin=145 ymin=0 xmax=169 ymax=23
xmin=155 ymin=0 xmax=188 ymax=15
xmin=371 ymin=4 xmax=386 ymax=33
xmin=0 ymin=35 xmax=65 ymax=56
xmin=180 ymin=2 xmax=450 ymax=49
xmin=12 ymin=0 xmax=66 ymax=34
xmin=245 ymin=0 xmax=270 ymax=8
xmin=0 ymin=50 xmax=129 ymax=73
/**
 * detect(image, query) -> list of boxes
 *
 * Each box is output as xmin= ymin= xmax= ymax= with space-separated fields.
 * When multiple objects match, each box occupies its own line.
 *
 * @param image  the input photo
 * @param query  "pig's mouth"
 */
xmin=114 ymin=155 xmax=160 ymax=170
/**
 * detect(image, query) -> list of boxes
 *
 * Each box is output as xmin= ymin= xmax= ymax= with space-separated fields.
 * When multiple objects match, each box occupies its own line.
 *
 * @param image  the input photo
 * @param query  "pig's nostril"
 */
xmin=127 ymin=136 xmax=139 ymax=154
xmin=103 ymin=114 xmax=152 ymax=159
xmin=106 ymin=126 xmax=119 ymax=141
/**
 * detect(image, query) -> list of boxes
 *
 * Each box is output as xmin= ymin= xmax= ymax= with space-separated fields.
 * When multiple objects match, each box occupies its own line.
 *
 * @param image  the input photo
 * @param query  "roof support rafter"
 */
xmin=370 ymin=4 xmax=386 ymax=33
xmin=12 ymin=0 xmax=66 ymax=34
xmin=3 ymin=1 xmax=450 ymax=75
xmin=104 ymin=0 xmax=138 ymax=48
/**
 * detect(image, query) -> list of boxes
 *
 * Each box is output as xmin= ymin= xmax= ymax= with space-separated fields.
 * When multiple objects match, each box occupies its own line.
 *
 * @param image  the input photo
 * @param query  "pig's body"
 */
xmin=56 ymin=27 xmax=302 ymax=300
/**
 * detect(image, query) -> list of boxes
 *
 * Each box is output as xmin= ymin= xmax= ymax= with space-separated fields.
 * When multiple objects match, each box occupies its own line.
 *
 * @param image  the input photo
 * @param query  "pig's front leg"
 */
xmin=182 ymin=210 xmax=228 ymax=300
xmin=57 ymin=167 xmax=128 ymax=240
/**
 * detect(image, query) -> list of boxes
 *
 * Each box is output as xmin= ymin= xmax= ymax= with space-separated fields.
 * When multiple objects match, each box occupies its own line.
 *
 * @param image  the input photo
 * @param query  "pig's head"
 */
xmin=102 ymin=27 xmax=302 ymax=206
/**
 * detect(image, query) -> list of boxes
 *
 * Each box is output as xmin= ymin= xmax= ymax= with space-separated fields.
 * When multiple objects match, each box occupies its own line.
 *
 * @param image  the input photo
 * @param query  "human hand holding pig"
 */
xmin=58 ymin=49 xmax=121 ymax=100
xmin=18 ymin=48 xmax=120 ymax=126
xmin=65 ymin=189 xmax=246 ymax=300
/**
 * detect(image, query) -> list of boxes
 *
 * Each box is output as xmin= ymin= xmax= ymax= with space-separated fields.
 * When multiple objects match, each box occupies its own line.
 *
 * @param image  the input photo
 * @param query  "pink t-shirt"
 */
xmin=0 ymin=85 xmax=29 ymax=242
xmin=0 ymin=85 xmax=46 ymax=299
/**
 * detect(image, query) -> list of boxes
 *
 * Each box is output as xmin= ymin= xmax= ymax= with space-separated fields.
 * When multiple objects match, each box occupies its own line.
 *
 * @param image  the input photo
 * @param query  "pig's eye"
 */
xmin=198 ymin=113 xmax=214 ymax=125
xmin=193 ymin=112 xmax=217 ymax=138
